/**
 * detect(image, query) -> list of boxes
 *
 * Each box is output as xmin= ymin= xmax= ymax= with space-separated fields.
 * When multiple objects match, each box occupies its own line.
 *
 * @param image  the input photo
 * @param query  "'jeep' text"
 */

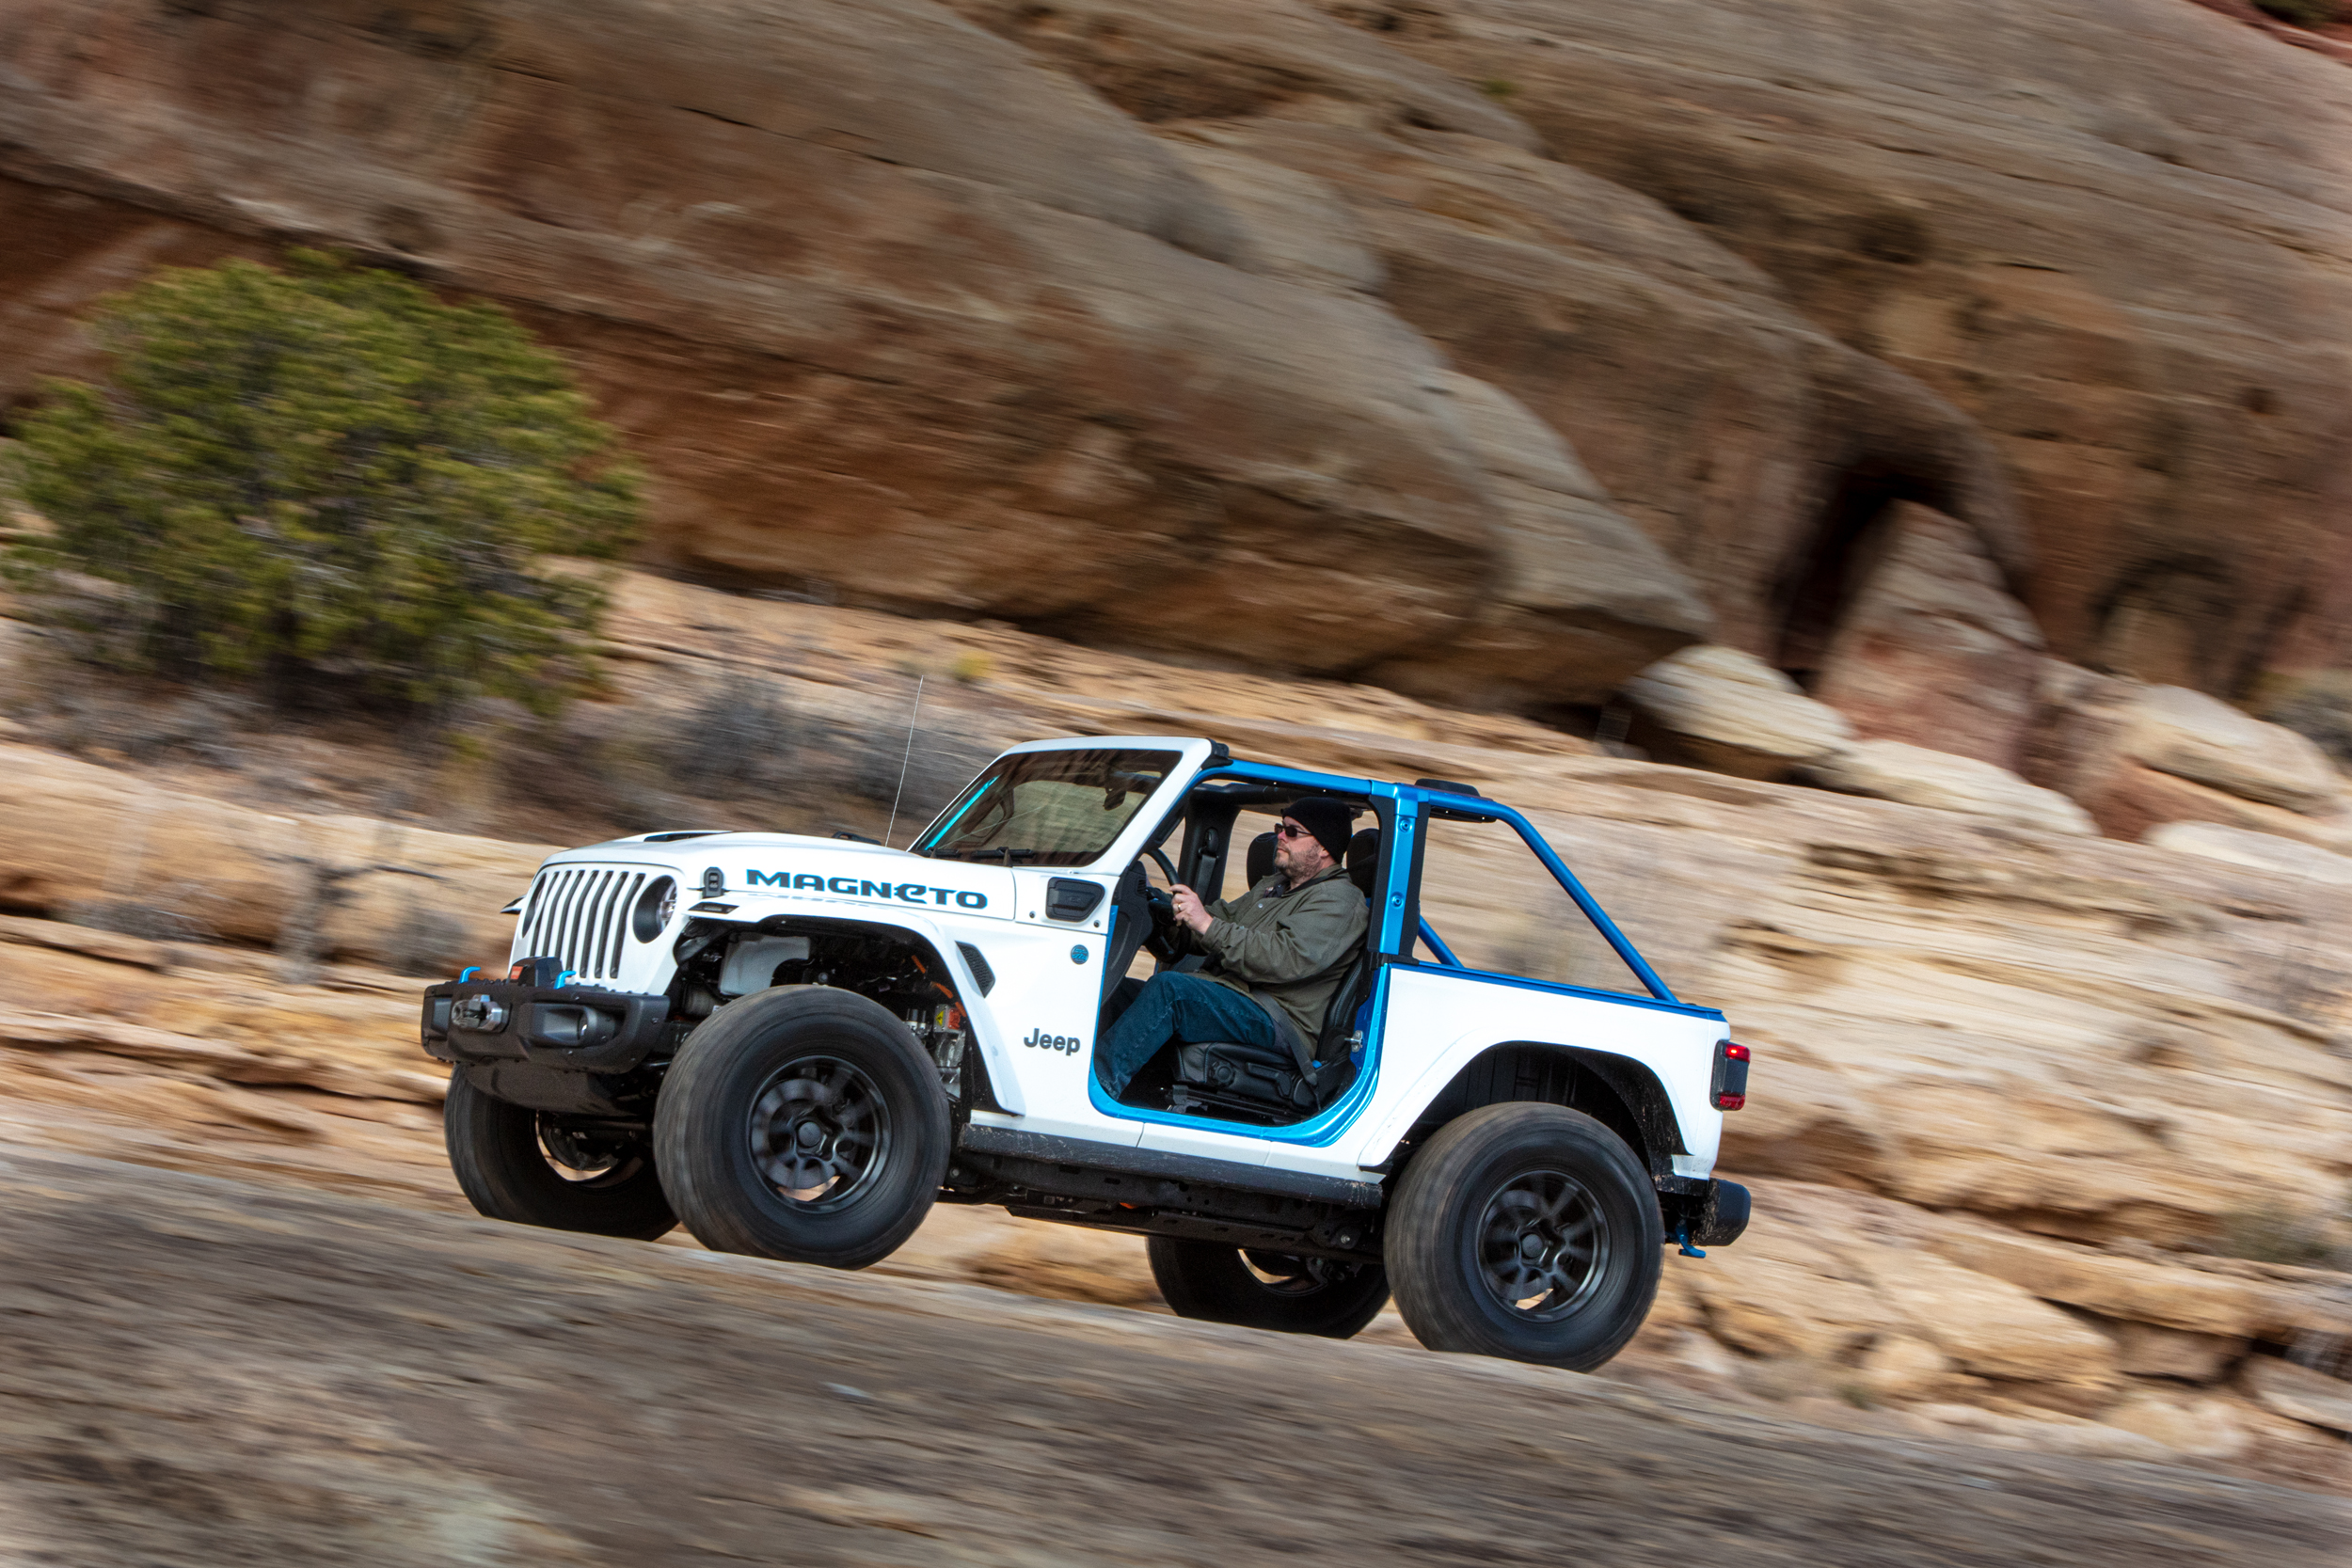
xmin=1023 ymin=1028 xmax=1080 ymax=1054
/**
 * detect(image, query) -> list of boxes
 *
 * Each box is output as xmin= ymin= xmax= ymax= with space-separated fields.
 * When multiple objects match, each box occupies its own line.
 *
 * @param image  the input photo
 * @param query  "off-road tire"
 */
xmin=654 ymin=986 xmax=949 ymax=1269
xmin=443 ymin=1069 xmax=676 ymax=1240
xmin=1146 ymin=1238 xmax=1391 ymax=1338
xmin=1386 ymin=1102 xmax=1661 ymax=1370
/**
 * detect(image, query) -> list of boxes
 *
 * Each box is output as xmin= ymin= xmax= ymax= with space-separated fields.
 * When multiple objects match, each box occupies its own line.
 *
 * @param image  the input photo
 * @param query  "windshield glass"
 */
xmin=914 ymin=748 xmax=1182 ymax=866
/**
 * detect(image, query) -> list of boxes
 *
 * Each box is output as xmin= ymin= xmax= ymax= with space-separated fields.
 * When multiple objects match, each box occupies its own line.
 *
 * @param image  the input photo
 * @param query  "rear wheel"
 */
xmin=442 ymin=1069 xmax=676 ymax=1240
xmin=1385 ymin=1102 xmax=1661 ymax=1370
xmin=654 ymin=987 xmax=949 ymax=1269
xmin=1146 ymin=1238 xmax=1391 ymax=1338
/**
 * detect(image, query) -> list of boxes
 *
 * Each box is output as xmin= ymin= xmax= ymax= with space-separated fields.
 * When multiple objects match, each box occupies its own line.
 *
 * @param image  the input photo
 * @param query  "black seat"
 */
xmin=1169 ymin=828 xmax=1382 ymax=1123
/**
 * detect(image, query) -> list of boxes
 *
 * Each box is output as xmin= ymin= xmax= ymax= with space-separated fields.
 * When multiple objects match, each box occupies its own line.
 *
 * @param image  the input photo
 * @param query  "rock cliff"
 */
xmin=17 ymin=0 xmax=2344 ymax=718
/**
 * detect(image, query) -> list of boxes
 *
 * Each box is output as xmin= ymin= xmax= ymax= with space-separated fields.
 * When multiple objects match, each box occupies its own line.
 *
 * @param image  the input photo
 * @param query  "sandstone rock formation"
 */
xmin=2031 ymin=671 xmax=2352 ymax=847
xmin=1339 ymin=0 xmax=2352 ymax=695
xmin=1806 ymin=503 xmax=2045 ymax=769
xmin=2151 ymin=822 xmax=2352 ymax=885
xmin=0 ymin=0 xmax=1719 ymax=707
xmin=1622 ymin=644 xmax=1853 ymax=779
xmin=1805 ymin=739 xmax=2095 ymax=837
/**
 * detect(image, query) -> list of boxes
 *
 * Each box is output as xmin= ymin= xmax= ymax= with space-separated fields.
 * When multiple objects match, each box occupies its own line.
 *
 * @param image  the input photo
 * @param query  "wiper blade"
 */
xmin=961 ymin=847 xmax=1039 ymax=863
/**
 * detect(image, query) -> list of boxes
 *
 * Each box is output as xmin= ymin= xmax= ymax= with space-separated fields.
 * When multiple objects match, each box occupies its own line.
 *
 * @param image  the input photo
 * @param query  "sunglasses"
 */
xmin=1274 ymin=821 xmax=1312 ymax=840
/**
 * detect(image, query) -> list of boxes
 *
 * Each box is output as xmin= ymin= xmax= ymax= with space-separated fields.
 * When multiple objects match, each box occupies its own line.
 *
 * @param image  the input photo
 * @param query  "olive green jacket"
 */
xmin=1188 ymin=864 xmax=1369 ymax=1066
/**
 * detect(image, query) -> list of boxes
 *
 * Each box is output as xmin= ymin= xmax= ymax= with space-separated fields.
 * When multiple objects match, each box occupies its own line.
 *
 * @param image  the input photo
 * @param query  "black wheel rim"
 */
xmin=536 ymin=1117 xmax=646 ymax=1189
xmin=1241 ymin=1250 xmax=1367 ymax=1298
xmin=747 ymin=1055 xmax=891 ymax=1212
xmin=1476 ymin=1167 xmax=1611 ymax=1323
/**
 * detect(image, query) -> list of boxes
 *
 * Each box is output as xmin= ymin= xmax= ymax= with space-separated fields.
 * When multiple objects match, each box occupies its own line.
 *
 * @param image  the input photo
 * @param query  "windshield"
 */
xmin=914 ymin=748 xmax=1182 ymax=866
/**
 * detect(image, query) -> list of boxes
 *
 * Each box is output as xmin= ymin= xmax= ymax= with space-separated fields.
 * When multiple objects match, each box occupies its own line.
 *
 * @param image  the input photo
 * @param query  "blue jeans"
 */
xmin=1096 ymin=972 xmax=1289 ymax=1096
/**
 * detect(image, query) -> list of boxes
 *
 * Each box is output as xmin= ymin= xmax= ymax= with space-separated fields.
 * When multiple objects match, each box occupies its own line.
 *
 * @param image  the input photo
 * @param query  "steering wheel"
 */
xmin=1139 ymin=847 xmax=1183 ymax=962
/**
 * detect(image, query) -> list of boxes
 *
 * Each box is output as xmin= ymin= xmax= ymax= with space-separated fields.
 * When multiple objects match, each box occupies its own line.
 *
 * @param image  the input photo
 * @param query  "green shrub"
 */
xmin=5 ymin=251 xmax=640 ymax=714
xmin=2253 ymin=0 xmax=2343 ymax=26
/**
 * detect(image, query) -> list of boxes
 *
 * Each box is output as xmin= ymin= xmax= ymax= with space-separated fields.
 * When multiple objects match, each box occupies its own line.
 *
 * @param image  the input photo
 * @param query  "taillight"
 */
xmin=1712 ymin=1040 xmax=1752 ymax=1111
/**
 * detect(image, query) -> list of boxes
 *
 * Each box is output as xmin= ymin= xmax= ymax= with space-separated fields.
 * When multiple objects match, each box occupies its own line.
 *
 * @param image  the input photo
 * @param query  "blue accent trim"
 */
xmin=1378 ymin=796 xmax=1417 ymax=958
xmin=1084 ymin=962 xmax=1393 ymax=1147
xmin=1392 ymin=960 xmax=1723 ymax=1021
xmin=918 ymin=785 xmax=987 ymax=852
xmin=1425 ymin=791 xmax=1679 ymax=1005
xmin=1416 ymin=918 xmax=1464 ymax=969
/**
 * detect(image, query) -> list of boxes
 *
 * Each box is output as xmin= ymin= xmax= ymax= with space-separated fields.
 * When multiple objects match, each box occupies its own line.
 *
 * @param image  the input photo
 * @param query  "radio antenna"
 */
xmin=885 ymin=673 xmax=927 ymax=847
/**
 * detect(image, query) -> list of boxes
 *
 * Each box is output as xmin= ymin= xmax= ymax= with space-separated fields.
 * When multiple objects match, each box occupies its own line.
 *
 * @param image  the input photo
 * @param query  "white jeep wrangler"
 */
xmin=423 ymin=736 xmax=1751 ymax=1369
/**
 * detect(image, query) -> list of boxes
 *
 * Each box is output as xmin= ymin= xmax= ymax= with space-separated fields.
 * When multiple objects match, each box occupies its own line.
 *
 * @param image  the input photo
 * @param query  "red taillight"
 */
xmin=1712 ymin=1040 xmax=1752 ymax=1111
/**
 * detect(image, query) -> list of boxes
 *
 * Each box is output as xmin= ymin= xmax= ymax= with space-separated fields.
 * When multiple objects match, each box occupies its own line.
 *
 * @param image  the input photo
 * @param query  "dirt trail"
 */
xmin=2 ymin=1145 xmax=2343 ymax=1568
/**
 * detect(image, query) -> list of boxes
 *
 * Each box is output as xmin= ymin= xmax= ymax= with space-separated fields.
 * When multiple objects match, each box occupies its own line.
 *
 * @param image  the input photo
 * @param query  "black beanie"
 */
xmin=1282 ymin=797 xmax=1356 ymax=864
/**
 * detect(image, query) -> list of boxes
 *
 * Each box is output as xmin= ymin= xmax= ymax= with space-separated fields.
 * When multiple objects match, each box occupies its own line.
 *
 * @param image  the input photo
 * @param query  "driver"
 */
xmin=1094 ymin=797 xmax=1367 ymax=1100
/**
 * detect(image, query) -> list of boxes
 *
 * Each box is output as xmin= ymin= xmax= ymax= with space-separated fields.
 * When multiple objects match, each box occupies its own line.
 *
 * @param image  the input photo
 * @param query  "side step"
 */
xmin=955 ymin=1124 xmax=1385 ymax=1210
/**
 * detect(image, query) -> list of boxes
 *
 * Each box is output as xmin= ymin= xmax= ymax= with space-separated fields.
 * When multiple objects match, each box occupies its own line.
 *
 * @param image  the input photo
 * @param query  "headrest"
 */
xmin=1345 ymin=828 xmax=1380 ymax=898
xmin=1246 ymin=830 xmax=1276 ymax=887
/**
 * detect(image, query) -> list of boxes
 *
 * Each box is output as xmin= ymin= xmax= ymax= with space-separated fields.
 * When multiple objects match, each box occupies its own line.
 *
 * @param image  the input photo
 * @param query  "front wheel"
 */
xmin=1146 ymin=1238 xmax=1391 ymax=1338
xmin=442 ymin=1070 xmax=676 ymax=1240
xmin=1385 ymin=1103 xmax=1661 ymax=1370
xmin=654 ymin=987 xmax=949 ymax=1269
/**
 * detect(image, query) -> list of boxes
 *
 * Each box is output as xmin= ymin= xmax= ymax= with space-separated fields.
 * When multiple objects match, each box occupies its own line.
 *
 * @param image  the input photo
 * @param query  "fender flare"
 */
xmin=1355 ymin=1035 xmax=1689 ymax=1177
xmin=683 ymin=900 xmax=1024 ymax=1115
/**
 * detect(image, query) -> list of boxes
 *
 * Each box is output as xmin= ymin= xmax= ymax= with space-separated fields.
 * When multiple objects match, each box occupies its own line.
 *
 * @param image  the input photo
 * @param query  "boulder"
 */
xmin=1927 ymin=1224 xmax=2352 ymax=1343
xmin=1807 ymin=503 xmax=2044 ymax=769
xmin=2114 ymin=687 xmax=2345 ymax=815
xmin=1804 ymin=740 xmax=2094 ymax=836
xmin=2146 ymin=822 xmax=2352 ymax=885
xmin=2088 ymin=765 xmax=2352 ymax=852
xmin=1677 ymin=1230 xmax=1892 ymax=1362
xmin=2099 ymin=1391 xmax=2255 ymax=1460
xmin=1849 ymin=1248 xmax=2119 ymax=1400
xmin=1856 ymin=1335 xmax=1966 ymax=1403
xmin=2242 ymin=1358 xmax=2352 ymax=1435
xmin=2110 ymin=1322 xmax=2247 ymax=1384
xmin=1622 ymin=645 xmax=1853 ymax=780
xmin=1361 ymin=372 xmax=1716 ymax=708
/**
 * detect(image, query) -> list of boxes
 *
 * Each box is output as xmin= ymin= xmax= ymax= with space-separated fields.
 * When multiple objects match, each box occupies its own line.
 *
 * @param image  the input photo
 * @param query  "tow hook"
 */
xmin=451 ymin=994 xmax=509 ymax=1032
xmin=1673 ymin=1217 xmax=1706 ymax=1259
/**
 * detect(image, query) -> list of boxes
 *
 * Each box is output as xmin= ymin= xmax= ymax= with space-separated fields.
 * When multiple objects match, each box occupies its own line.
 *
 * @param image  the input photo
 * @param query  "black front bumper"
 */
xmin=421 ymin=976 xmax=672 ymax=1114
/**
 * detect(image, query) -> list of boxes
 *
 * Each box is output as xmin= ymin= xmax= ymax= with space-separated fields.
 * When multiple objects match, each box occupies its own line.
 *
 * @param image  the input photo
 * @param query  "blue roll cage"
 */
xmin=1200 ymin=759 xmax=1681 ymax=1006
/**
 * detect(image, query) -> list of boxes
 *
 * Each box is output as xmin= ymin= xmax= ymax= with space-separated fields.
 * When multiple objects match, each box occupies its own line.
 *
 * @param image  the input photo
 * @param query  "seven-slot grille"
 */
xmin=516 ymin=864 xmax=652 ymax=984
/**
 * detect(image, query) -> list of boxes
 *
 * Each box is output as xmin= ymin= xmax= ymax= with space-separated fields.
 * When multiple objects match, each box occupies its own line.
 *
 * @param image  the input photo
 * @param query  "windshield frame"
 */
xmin=912 ymin=742 xmax=1187 ymax=869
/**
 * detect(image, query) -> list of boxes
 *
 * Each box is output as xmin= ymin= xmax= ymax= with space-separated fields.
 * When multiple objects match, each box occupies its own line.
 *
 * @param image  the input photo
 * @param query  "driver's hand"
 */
xmin=1170 ymin=884 xmax=1213 ymax=935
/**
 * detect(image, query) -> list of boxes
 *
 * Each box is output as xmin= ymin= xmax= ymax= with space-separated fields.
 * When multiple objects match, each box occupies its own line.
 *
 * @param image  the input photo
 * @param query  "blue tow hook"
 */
xmin=457 ymin=966 xmax=481 ymax=983
xmin=1674 ymin=1218 xmax=1707 ymax=1259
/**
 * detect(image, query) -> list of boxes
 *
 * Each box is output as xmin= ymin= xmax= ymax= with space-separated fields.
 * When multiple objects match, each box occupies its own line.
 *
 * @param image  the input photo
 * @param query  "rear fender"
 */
xmin=1355 ymin=1032 xmax=1717 ymax=1179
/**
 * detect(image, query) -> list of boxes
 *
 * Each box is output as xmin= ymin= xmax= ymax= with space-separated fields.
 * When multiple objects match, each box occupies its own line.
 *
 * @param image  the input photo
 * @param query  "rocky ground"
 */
xmin=4 ymin=1143 xmax=2348 ymax=1568
xmin=1 ymin=570 xmax=2347 ymax=1503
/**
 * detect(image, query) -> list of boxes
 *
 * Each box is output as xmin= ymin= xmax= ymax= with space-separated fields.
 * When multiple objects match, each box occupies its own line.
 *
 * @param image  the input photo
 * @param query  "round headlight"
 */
xmin=633 ymin=876 xmax=677 ymax=942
